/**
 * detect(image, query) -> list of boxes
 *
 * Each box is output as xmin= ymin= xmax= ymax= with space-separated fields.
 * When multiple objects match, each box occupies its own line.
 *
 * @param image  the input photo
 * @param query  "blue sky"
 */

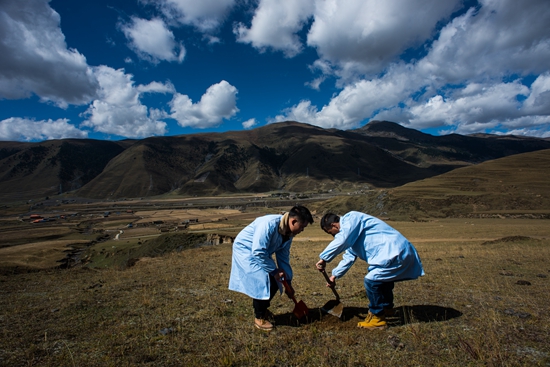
xmin=1 ymin=0 xmax=550 ymax=142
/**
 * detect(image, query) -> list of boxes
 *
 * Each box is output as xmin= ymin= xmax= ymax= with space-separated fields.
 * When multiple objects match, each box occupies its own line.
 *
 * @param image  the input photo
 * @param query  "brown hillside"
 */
xmin=2 ymin=121 xmax=550 ymax=202
xmin=0 ymin=139 xmax=126 ymax=202
xmin=319 ymin=149 xmax=550 ymax=220
xmin=76 ymin=122 xmax=444 ymax=199
xmin=352 ymin=120 xmax=550 ymax=169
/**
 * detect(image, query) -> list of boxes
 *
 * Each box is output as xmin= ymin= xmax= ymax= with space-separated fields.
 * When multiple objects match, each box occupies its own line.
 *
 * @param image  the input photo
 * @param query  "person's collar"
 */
xmin=278 ymin=212 xmax=292 ymax=237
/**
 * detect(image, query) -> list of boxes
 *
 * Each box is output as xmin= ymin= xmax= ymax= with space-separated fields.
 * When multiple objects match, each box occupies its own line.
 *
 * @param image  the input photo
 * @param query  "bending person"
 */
xmin=316 ymin=211 xmax=424 ymax=330
xmin=229 ymin=205 xmax=314 ymax=331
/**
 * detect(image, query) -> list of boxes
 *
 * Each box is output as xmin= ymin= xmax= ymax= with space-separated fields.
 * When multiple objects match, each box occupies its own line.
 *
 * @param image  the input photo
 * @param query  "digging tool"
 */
xmin=320 ymin=269 xmax=344 ymax=318
xmin=281 ymin=279 xmax=309 ymax=319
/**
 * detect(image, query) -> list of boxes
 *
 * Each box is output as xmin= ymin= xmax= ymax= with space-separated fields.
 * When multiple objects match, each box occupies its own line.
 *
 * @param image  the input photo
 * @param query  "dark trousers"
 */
xmin=252 ymin=275 xmax=279 ymax=319
xmin=364 ymin=278 xmax=395 ymax=316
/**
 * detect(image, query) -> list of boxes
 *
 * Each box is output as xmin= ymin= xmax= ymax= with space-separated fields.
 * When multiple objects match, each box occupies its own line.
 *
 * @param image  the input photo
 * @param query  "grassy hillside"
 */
xmin=1 ymin=220 xmax=549 ymax=366
xmin=317 ymin=149 xmax=550 ymax=220
xmin=352 ymin=120 xmax=550 ymax=168
xmin=1 ymin=162 xmax=549 ymax=365
xmin=0 ymin=139 xmax=127 ymax=202
xmin=78 ymin=122 xmax=431 ymax=199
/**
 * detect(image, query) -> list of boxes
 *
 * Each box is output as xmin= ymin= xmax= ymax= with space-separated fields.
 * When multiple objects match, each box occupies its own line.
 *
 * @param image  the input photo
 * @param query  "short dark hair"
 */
xmin=320 ymin=213 xmax=339 ymax=231
xmin=289 ymin=205 xmax=314 ymax=224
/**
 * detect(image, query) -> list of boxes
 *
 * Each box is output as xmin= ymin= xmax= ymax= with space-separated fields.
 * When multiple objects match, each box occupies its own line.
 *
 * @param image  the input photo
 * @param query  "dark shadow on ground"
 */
xmin=380 ymin=305 xmax=463 ymax=327
xmin=273 ymin=305 xmax=462 ymax=328
xmin=273 ymin=307 xmax=326 ymax=327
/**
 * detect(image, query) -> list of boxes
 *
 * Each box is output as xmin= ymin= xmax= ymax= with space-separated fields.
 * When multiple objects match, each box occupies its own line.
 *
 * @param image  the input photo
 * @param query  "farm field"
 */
xmin=1 ymin=207 xmax=549 ymax=366
xmin=0 ymin=200 xmax=266 ymax=272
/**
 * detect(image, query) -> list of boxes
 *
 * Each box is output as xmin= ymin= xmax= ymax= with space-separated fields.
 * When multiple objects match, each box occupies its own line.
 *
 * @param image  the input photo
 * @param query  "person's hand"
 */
xmin=273 ymin=270 xmax=286 ymax=282
xmin=316 ymin=259 xmax=326 ymax=271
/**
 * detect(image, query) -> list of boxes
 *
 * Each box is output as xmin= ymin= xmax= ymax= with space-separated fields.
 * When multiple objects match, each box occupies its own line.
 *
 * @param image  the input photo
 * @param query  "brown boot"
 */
xmin=357 ymin=312 xmax=387 ymax=330
xmin=254 ymin=318 xmax=273 ymax=331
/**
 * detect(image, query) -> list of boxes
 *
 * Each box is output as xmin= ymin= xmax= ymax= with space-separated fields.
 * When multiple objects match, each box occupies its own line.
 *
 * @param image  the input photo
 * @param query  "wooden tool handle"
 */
xmin=281 ymin=279 xmax=298 ymax=304
xmin=321 ymin=269 xmax=340 ymax=300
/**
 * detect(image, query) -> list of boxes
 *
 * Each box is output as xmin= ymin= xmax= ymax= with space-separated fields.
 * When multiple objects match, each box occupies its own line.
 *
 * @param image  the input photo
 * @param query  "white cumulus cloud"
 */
xmin=137 ymin=81 xmax=176 ymax=94
xmin=169 ymin=80 xmax=239 ymax=128
xmin=81 ymin=66 xmax=169 ymax=138
xmin=0 ymin=118 xmax=88 ymax=141
xmin=0 ymin=0 xmax=98 ymax=107
xmin=407 ymin=82 xmax=529 ymax=129
xmin=522 ymin=73 xmax=550 ymax=115
xmin=415 ymin=1 xmax=550 ymax=85
xmin=274 ymin=63 xmax=415 ymax=129
xmin=275 ymin=0 xmax=550 ymax=137
xmin=242 ymin=118 xmax=258 ymax=129
xmin=234 ymin=0 xmax=315 ymax=57
xmin=307 ymin=0 xmax=461 ymax=79
xmin=121 ymin=17 xmax=185 ymax=64
xmin=143 ymin=0 xmax=236 ymax=32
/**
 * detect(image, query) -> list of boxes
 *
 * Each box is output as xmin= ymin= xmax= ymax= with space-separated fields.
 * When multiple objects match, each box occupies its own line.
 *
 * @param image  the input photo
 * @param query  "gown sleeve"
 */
xmin=331 ymin=249 xmax=357 ymax=278
xmin=250 ymin=220 xmax=278 ymax=274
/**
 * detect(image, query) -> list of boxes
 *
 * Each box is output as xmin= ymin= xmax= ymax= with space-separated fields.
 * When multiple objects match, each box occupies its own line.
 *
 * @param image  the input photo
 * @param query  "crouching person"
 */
xmin=316 ymin=211 xmax=424 ymax=330
xmin=229 ymin=206 xmax=313 ymax=331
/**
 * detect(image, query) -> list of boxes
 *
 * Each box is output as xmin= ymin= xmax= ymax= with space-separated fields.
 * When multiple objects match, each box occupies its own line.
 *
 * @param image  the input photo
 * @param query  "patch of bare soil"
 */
xmin=480 ymin=236 xmax=536 ymax=245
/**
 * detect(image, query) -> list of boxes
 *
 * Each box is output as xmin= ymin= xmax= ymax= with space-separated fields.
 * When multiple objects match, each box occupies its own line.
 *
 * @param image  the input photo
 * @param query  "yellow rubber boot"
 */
xmin=357 ymin=312 xmax=387 ymax=330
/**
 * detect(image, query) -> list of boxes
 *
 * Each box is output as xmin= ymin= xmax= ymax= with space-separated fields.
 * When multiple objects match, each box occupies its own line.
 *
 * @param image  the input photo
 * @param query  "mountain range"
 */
xmin=1 ymin=121 xmax=549 ymax=202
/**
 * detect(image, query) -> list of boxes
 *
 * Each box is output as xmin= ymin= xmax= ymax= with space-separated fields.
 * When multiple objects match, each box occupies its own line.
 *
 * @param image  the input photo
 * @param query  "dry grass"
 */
xmin=1 ymin=219 xmax=549 ymax=366
xmin=0 ymin=205 xmax=263 ymax=273
xmin=133 ymin=208 xmax=244 ymax=225
xmin=0 ymin=225 xmax=74 ymax=247
xmin=0 ymin=240 xmax=91 ymax=270
xmin=314 ymin=149 xmax=550 ymax=221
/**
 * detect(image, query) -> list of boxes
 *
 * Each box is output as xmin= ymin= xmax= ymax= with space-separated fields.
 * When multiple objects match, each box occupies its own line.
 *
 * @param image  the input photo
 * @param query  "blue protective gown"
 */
xmin=228 ymin=214 xmax=293 ymax=300
xmin=319 ymin=211 xmax=424 ymax=282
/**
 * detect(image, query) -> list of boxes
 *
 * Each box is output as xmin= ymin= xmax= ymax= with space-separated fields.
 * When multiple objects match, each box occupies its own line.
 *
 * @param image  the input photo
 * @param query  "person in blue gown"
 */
xmin=229 ymin=205 xmax=313 ymax=331
xmin=316 ymin=211 xmax=424 ymax=330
